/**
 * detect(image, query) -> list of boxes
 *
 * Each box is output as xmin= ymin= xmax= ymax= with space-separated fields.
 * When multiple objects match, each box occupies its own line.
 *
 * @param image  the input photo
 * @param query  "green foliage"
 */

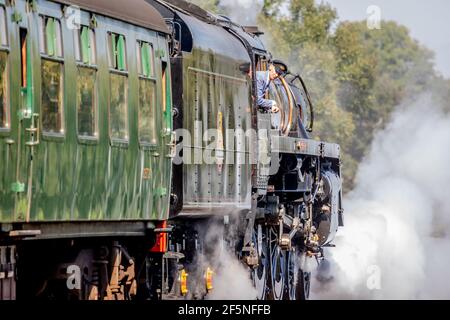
xmin=332 ymin=20 xmax=438 ymax=170
xmin=189 ymin=0 xmax=221 ymax=12
xmin=258 ymin=0 xmax=359 ymax=189
xmin=257 ymin=0 xmax=442 ymax=190
xmin=188 ymin=0 xmax=446 ymax=191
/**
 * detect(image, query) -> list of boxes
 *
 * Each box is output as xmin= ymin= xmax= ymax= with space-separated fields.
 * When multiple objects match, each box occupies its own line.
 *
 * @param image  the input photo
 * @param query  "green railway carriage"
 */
xmin=0 ymin=0 xmax=173 ymax=225
xmin=0 ymin=0 xmax=174 ymax=299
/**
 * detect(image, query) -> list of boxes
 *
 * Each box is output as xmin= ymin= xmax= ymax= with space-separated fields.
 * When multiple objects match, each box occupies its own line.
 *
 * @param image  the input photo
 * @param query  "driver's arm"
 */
xmin=257 ymin=77 xmax=276 ymax=111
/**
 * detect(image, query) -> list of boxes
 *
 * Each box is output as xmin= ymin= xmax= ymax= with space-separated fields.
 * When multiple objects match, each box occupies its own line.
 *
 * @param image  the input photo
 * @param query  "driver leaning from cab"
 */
xmin=256 ymin=62 xmax=285 ymax=113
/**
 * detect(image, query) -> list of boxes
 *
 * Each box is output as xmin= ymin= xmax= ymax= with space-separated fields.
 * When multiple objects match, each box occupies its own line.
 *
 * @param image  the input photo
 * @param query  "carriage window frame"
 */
xmin=137 ymin=40 xmax=157 ymax=148
xmin=137 ymin=40 xmax=155 ymax=78
xmin=74 ymin=25 xmax=98 ymax=143
xmin=0 ymin=5 xmax=9 ymax=133
xmin=39 ymin=15 xmax=65 ymax=138
xmin=0 ymin=5 xmax=7 ymax=47
xmin=108 ymin=32 xmax=129 ymax=145
xmin=39 ymin=15 xmax=63 ymax=58
xmin=74 ymin=25 xmax=97 ymax=65
xmin=108 ymin=32 xmax=127 ymax=72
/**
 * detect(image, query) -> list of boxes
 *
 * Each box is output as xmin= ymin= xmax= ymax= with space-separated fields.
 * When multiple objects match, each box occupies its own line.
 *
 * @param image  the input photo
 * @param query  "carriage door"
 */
xmin=14 ymin=3 xmax=35 ymax=222
xmin=15 ymin=16 xmax=35 ymax=223
xmin=0 ymin=3 xmax=15 ymax=221
xmin=3 ymin=2 xmax=37 ymax=223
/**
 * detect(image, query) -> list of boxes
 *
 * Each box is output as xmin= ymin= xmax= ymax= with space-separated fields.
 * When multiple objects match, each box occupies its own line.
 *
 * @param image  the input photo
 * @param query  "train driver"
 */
xmin=256 ymin=63 xmax=282 ymax=113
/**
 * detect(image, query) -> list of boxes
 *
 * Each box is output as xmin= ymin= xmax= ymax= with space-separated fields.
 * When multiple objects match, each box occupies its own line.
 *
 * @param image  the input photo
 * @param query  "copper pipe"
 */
xmin=280 ymin=77 xmax=294 ymax=136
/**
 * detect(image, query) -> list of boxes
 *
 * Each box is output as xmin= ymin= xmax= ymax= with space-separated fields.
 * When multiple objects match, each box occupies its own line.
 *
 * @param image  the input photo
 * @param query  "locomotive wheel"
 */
xmin=297 ymin=269 xmax=311 ymax=300
xmin=285 ymin=251 xmax=311 ymax=300
xmin=268 ymin=227 xmax=286 ymax=300
xmin=251 ymin=224 xmax=269 ymax=300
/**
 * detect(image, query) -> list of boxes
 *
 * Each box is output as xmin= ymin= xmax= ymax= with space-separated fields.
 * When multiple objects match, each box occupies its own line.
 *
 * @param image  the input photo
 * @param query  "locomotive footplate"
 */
xmin=271 ymin=135 xmax=341 ymax=159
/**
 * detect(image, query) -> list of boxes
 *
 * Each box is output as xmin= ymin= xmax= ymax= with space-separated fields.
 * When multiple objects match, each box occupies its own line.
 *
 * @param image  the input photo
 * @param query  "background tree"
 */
xmin=190 ymin=0 xmax=447 ymax=191
xmin=189 ymin=0 xmax=220 ymax=12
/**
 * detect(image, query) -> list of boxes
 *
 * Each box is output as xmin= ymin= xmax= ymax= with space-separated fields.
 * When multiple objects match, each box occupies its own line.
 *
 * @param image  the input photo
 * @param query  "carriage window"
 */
xmin=107 ymin=32 xmax=128 ymax=141
xmin=138 ymin=79 xmax=156 ymax=144
xmin=77 ymin=68 xmax=97 ymax=137
xmin=75 ymin=26 xmax=97 ymax=138
xmin=39 ymin=16 xmax=63 ymax=57
xmin=110 ymin=73 xmax=128 ymax=140
xmin=137 ymin=41 xmax=154 ymax=77
xmin=108 ymin=32 xmax=127 ymax=71
xmin=0 ymin=7 xmax=8 ymax=129
xmin=0 ymin=51 xmax=8 ymax=129
xmin=137 ymin=40 xmax=156 ymax=144
xmin=74 ymin=26 xmax=96 ymax=65
xmin=41 ymin=59 xmax=63 ymax=133
xmin=40 ymin=16 xmax=64 ymax=134
xmin=0 ymin=7 xmax=7 ymax=47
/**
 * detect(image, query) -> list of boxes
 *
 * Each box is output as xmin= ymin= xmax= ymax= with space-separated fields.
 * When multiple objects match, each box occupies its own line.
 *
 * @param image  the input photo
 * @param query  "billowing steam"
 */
xmin=206 ymin=248 xmax=257 ymax=300
xmin=191 ymin=95 xmax=450 ymax=300
xmin=312 ymin=94 xmax=450 ymax=299
xmin=219 ymin=0 xmax=263 ymax=25
xmin=188 ymin=0 xmax=450 ymax=299
xmin=194 ymin=218 xmax=257 ymax=300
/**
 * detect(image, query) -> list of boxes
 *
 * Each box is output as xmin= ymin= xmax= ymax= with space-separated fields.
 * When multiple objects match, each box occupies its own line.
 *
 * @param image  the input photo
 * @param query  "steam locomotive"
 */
xmin=0 ymin=0 xmax=343 ymax=300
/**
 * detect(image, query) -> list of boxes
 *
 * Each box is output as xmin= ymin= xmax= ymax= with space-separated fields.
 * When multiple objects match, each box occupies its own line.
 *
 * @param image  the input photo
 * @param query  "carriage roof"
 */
xmin=54 ymin=0 xmax=169 ymax=33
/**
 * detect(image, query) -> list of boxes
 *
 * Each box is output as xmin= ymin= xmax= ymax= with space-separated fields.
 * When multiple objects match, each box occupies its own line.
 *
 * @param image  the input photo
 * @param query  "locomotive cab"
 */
xmin=260 ymin=59 xmax=314 ymax=139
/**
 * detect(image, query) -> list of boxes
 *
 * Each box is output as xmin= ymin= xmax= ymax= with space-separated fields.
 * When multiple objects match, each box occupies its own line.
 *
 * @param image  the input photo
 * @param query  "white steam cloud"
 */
xmin=196 ymin=218 xmax=257 ymax=300
xmin=219 ymin=0 xmax=263 ymax=25
xmin=312 ymin=94 xmax=450 ymax=299
xmin=206 ymin=249 xmax=257 ymax=299
xmin=221 ymin=0 xmax=254 ymax=8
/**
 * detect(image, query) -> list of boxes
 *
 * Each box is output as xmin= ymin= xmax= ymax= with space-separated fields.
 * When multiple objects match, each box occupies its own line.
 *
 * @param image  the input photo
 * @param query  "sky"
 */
xmin=322 ymin=0 xmax=450 ymax=78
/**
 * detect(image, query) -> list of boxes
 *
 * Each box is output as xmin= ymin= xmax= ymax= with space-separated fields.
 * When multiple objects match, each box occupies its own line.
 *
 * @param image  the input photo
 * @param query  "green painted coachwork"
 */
xmin=0 ymin=0 xmax=172 ymax=224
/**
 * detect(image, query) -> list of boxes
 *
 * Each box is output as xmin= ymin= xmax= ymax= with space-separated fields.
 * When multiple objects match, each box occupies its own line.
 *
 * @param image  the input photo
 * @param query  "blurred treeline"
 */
xmin=191 ymin=0 xmax=450 ymax=190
